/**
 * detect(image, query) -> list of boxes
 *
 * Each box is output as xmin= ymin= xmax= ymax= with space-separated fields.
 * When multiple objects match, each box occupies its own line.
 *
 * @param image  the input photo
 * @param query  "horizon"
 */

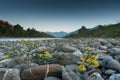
xmin=0 ymin=0 xmax=120 ymax=32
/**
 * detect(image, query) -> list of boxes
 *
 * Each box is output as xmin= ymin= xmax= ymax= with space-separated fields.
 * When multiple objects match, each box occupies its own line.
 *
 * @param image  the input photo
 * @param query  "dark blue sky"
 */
xmin=0 ymin=0 xmax=120 ymax=32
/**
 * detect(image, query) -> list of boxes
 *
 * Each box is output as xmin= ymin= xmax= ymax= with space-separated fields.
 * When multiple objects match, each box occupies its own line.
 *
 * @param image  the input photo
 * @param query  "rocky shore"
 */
xmin=0 ymin=38 xmax=120 ymax=80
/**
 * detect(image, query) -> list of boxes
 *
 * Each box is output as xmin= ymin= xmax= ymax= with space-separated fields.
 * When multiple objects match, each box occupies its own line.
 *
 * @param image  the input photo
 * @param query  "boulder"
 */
xmin=3 ymin=69 xmax=20 ymax=80
xmin=62 ymin=45 xmax=77 ymax=53
xmin=62 ymin=66 xmax=82 ymax=80
xmin=100 ymin=56 xmax=120 ymax=72
xmin=105 ymin=69 xmax=116 ymax=75
xmin=99 ymin=46 xmax=107 ymax=50
xmin=109 ymin=74 xmax=120 ymax=80
xmin=21 ymin=64 xmax=62 ymax=80
xmin=0 ymin=52 xmax=4 ymax=60
xmin=73 ymin=49 xmax=83 ymax=57
xmin=44 ymin=77 xmax=61 ymax=80
xmin=88 ymin=72 xmax=104 ymax=80
xmin=0 ymin=59 xmax=12 ymax=68
xmin=0 ymin=68 xmax=9 ymax=80
xmin=61 ymin=53 xmax=80 ymax=65
xmin=65 ymin=64 xmax=78 ymax=71
xmin=14 ymin=63 xmax=39 ymax=71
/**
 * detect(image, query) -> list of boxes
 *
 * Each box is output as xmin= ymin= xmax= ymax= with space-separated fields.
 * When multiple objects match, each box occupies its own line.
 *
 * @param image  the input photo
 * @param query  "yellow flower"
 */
xmin=91 ymin=55 xmax=97 ymax=59
xmin=31 ymin=42 xmax=35 ymax=47
xmin=86 ymin=58 xmax=91 ymax=64
xmin=14 ymin=50 xmax=19 ymax=54
xmin=4 ymin=55 xmax=9 ymax=60
xmin=20 ymin=38 xmax=25 ymax=43
xmin=44 ymin=51 xmax=51 ymax=57
xmin=22 ymin=44 xmax=26 ymax=47
xmin=92 ymin=60 xmax=99 ymax=68
xmin=39 ymin=40 xmax=43 ymax=44
xmin=80 ymin=57 xmax=85 ymax=62
xmin=78 ymin=64 xmax=86 ymax=72
xmin=39 ymin=54 xmax=43 ymax=58
xmin=85 ymin=46 xmax=92 ymax=51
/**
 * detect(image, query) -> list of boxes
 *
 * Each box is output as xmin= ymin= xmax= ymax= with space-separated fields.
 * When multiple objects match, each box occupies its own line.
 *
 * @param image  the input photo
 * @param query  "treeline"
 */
xmin=65 ymin=23 xmax=120 ymax=38
xmin=0 ymin=20 xmax=54 ymax=37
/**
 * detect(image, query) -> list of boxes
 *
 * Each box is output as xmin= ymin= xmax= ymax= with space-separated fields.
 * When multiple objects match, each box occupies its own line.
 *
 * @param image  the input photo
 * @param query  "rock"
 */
xmin=87 ymin=65 xmax=95 ymax=70
xmin=100 ymin=56 xmax=120 ymax=72
xmin=65 ymin=64 xmax=78 ymax=71
xmin=14 ymin=63 xmax=39 ymax=71
xmin=105 ymin=69 xmax=116 ymax=75
xmin=3 ymin=69 xmax=20 ymax=80
xmin=62 ymin=45 xmax=77 ymax=53
xmin=88 ymin=69 xmax=102 ymax=75
xmin=99 ymin=46 xmax=107 ymax=50
xmin=73 ymin=49 xmax=83 ymax=57
xmin=0 ymin=68 xmax=9 ymax=80
xmin=0 ymin=59 xmax=12 ymax=68
xmin=62 ymin=66 xmax=82 ymax=80
xmin=77 ymin=61 xmax=88 ymax=66
xmin=89 ymin=50 xmax=107 ymax=55
xmin=6 ymin=57 xmax=23 ymax=68
xmin=81 ymin=72 xmax=89 ymax=80
xmin=100 ymin=40 xmax=113 ymax=47
xmin=21 ymin=64 xmax=62 ymax=80
xmin=109 ymin=74 xmax=120 ymax=80
xmin=44 ymin=77 xmax=61 ymax=80
xmin=88 ymin=72 xmax=104 ymax=80
xmin=0 ymin=52 xmax=4 ymax=60
xmin=36 ymin=46 xmax=54 ymax=53
xmin=108 ymin=47 xmax=120 ymax=56
xmin=61 ymin=53 xmax=80 ymax=65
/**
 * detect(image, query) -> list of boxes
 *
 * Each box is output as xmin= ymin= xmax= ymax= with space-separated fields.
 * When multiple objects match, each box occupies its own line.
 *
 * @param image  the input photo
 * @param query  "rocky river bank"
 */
xmin=0 ymin=38 xmax=120 ymax=80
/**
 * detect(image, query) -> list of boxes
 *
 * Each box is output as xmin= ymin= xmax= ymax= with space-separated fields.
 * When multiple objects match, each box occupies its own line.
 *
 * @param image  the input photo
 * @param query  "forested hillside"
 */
xmin=65 ymin=23 xmax=120 ymax=38
xmin=0 ymin=20 xmax=54 ymax=37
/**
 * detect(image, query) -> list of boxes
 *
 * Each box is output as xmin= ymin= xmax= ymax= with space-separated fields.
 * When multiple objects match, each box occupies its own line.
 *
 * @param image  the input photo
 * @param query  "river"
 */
xmin=0 ymin=38 xmax=61 ymax=41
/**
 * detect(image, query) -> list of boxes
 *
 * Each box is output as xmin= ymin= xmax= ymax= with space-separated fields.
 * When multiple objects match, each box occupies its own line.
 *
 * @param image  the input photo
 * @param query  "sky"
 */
xmin=0 ymin=0 xmax=120 ymax=32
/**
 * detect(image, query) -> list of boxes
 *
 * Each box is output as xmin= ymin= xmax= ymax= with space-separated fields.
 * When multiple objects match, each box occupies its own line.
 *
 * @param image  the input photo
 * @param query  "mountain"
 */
xmin=67 ymin=29 xmax=79 ymax=35
xmin=46 ymin=31 xmax=68 ymax=38
xmin=0 ymin=19 xmax=54 ymax=38
xmin=65 ymin=23 xmax=120 ymax=38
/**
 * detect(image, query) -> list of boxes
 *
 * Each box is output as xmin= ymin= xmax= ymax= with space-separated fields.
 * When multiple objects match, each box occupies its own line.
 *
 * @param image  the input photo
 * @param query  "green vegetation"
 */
xmin=0 ymin=20 xmax=54 ymax=37
xmin=65 ymin=23 xmax=120 ymax=38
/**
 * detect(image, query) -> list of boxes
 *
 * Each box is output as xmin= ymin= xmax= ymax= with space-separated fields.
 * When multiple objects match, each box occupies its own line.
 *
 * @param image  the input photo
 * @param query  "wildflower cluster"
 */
xmin=78 ymin=46 xmax=99 ymax=72
xmin=32 ymin=51 xmax=63 ymax=65
xmin=78 ymin=54 xmax=99 ymax=72
xmin=85 ymin=46 xmax=92 ymax=51
xmin=4 ymin=55 xmax=9 ymax=60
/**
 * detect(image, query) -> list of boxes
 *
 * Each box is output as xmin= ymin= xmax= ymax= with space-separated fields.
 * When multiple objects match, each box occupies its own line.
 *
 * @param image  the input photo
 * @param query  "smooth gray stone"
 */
xmin=105 ymin=69 xmax=116 ymax=75
xmin=3 ymin=69 xmax=20 ymax=80
xmin=14 ymin=63 xmax=39 ymax=71
xmin=77 ymin=61 xmax=88 ymax=66
xmin=88 ymin=72 xmax=104 ymax=80
xmin=65 ymin=64 xmax=78 ymax=71
xmin=44 ymin=77 xmax=61 ymax=80
xmin=103 ymin=57 xmax=120 ymax=72
xmin=0 ymin=52 xmax=4 ymax=60
xmin=99 ymin=46 xmax=107 ymax=50
xmin=109 ymin=74 xmax=120 ymax=80
xmin=73 ymin=49 xmax=83 ymax=57
xmin=61 ymin=53 xmax=80 ymax=65
xmin=109 ymin=48 xmax=120 ymax=55
xmin=89 ymin=50 xmax=107 ymax=54
xmin=81 ymin=72 xmax=89 ymax=80
xmin=0 ymin=68 xmax=9 ymax=80
xmin=62 ymin=66 xmax=82 ymax=80
xmin=0 ymin=59 xmax=12 ymax=68
xmin=62 ymin=45 xmax=77 ymax=53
